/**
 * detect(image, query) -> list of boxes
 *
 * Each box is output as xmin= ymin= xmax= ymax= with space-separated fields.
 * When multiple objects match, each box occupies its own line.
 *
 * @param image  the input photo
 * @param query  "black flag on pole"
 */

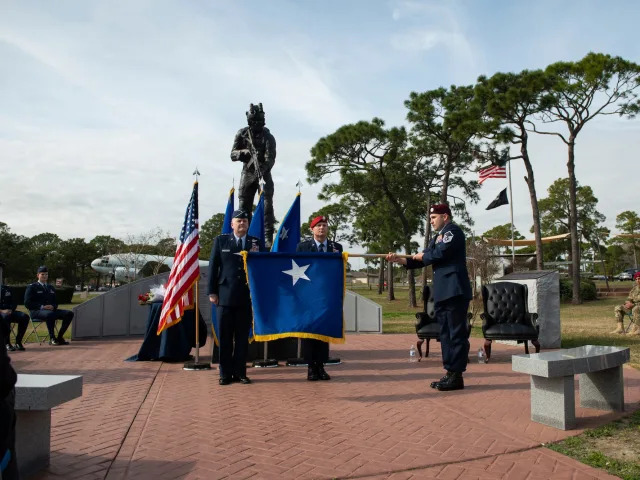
xmin=486 ymin=188 xmax=508 ymax=210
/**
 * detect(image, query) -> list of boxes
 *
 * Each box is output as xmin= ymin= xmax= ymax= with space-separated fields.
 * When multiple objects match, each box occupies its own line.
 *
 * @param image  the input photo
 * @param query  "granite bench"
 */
xmin=15 ymin=374 xmax=83 ymax=478
xmin=512 ymin=345 xmax=630 ymax=430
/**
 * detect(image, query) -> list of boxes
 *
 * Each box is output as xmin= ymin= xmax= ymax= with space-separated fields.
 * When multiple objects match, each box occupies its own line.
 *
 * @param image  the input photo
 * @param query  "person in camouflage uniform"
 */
xmin=230 ymin=103 xmax=276 ymax=246
xmin=611 ymin=271 xmax=640 ymax=335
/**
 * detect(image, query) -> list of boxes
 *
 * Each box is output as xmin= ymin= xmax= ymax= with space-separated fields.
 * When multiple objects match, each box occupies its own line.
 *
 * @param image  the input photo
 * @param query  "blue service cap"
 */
xmin=232 ymin=209 xmax=249 ymax=219
xmin=37 ymin=265 xmax=48 ymax=273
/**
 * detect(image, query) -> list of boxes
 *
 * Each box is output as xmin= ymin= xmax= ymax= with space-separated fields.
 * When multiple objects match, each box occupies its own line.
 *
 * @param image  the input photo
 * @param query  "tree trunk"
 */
xmin=377 ymin=260 xmax=384 ymax=295
xmin=387 ymin=260 xmax=395 ymax=301
xmin=520 ymin=132 xmax=544 ymax=270
xmin=567 ymin=139 xmax=581 ymax=304
xmin=406 ymin=241 xmax=416 ymax=307
xmin=422 ymin=190 xmax=432 ymax=288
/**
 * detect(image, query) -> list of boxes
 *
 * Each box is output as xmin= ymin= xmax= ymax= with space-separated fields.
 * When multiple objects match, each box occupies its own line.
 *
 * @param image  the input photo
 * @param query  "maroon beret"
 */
xmin=634 ymin=271 xmax=640 ymax=280
xmin=429 ymin=204 xmax=452 ymax=216
xmin=310 ymin=215 xmax=328 ymax=228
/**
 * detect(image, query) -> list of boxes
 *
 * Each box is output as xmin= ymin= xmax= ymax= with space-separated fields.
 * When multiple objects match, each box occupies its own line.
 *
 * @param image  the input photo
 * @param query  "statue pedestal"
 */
xmin=498 ymin=270 xmax=561 ymax=349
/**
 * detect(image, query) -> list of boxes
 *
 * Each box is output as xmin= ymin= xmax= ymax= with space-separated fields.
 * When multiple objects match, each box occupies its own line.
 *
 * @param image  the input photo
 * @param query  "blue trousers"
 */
xmin=1 ymin=311 xmax=29 ymax=344
xmin=435 ymin=296 xmax=470 ymax=373
xmin=30 ymin=309 xmax=73 ymax=339
xmin=217 ymin=303 xmax=251 ymax=379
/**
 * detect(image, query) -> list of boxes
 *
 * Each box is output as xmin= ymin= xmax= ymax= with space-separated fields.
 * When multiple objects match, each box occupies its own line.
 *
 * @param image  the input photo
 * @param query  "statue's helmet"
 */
xmin=246 ymin=103 xmax=265 ymax=127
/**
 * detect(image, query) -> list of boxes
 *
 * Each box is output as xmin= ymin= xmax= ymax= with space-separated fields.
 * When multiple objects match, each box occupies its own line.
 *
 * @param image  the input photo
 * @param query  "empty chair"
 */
xmin=480 ymin=282 xmax=540 ymax=361
xmin=415 ymin=285 xmax=472 ymax=360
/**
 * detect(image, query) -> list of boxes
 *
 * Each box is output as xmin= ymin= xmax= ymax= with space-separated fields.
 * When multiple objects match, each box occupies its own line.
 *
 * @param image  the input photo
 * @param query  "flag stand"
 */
xmin=252 ymin=341 xmax=278 ymax=368
xmin=286 ymin=339 xmax=306 ymax=366
xmin=184 ymin=282 xmax=210 ymax=371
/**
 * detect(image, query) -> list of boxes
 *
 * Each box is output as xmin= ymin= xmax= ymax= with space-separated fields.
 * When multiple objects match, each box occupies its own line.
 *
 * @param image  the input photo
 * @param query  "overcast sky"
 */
xmin=1 ymin=0 xmax=639 ymax=257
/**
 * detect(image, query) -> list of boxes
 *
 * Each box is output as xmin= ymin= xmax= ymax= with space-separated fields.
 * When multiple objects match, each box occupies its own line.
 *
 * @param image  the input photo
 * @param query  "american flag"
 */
xmin=478 ymin=164 xmax=507 ymax=184
xmin=157 ymin=182 xmax=200 ymax=334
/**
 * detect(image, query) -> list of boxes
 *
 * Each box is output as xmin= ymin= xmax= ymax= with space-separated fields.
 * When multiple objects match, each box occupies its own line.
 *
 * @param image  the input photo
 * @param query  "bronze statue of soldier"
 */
xmin=230 ymin=103 xmax=276 ymax=246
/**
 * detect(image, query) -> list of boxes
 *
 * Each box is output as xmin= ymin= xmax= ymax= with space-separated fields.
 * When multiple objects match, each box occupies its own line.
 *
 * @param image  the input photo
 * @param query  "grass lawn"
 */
xmin=350 ymin=285 xmax=640 ymax=369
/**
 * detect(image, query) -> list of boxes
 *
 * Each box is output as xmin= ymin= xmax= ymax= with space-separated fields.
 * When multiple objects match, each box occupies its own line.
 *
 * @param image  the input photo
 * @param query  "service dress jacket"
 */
xmin=24 ymin=282 xmax=58 ymax=312
xmin=405 ymin=222 xmax=472 ymax=304
xmin=296 ymin=239 xmax=343 ymax=254
xmin=0 ymin=285 xmax=17 ymax=311
xmin=208 ymin=234 xmax=261 ymax=307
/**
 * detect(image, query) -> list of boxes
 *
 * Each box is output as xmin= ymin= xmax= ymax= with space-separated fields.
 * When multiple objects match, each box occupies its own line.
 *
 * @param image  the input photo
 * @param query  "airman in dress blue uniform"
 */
xmin=1 ymin=282 xmax=30 ymax=351
xmin=387 ymin=204 xmax=472 ymax=391
xmin=296 ymin=215 xmax=343 ymax=381
xmin=208 ymin=210 xmax=262 ymax=385
xmin=24 ymin=266 xmax=73 ymax=346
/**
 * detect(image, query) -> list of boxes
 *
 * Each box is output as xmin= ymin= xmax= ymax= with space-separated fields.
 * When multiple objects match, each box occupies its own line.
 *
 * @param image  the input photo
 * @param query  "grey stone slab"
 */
xmin=498 ymin=271 xmax=561 ymax=348
xmin=579 ymin=366 xmax=625 ymax=411
xmin=72 ymin=293 xmax=103 ymax=338
xmin=16 ymin=409 xmax=50 ymax=478
xmin=530 ymin=375 xmax=575 ymax=430
xmin=103 ymin=287 xmax=131 ymax=336
xmin=512 ymin=345 xmax=630 ymax=377
xmin=357 ymin=295 xmax=382 ymax=332
xmin=344 ymin=291 xmax=357 ymax=332
xmin=501 ymin=270 xmax=558 ymax=280
xmin=15 ymin=374 xmax=83 ymax=410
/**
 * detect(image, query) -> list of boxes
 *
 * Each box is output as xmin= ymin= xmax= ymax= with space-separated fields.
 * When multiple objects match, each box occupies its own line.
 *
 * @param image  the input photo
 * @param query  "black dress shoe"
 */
xmin=5 ymin=343 xmax=15 ymax=352
xmin=219 ymin=377 xmax=232 ymax=385
xmin=317 ymin=366 xmax=331 ymax=381
xmin=57 ymin=337 xmax=70 ymax=345
xmin=49 ymin=338 xmax=61 ymax=346
xmin=237 ymin=376 xmax=251 ymax=384
xmin=307 ymin=367 xmax=319 ymax=381
xmin=430 ymin=372 xmax=451 ymax=389
xmin=14 ymin=343 xmax=25 ymax=351
xmin=436 ymin=372 xmax=464 ymax=391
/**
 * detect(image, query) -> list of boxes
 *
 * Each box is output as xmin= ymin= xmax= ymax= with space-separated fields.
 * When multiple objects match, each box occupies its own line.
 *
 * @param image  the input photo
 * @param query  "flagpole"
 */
xmin=194 ymin=282 xmax=200 ymax=363
xmin=508 ymin=159 xmax=515 ymax=269
xmin=184 ymin=173 xmax=210 ymax=371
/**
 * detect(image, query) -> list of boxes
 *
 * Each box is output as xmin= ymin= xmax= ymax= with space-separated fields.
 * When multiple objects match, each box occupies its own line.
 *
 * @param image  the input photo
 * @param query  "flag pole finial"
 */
xmin=192 ymin=167 xmax=200 ymax=182
xmin=296 ymin=180 xmax=302 ymax=193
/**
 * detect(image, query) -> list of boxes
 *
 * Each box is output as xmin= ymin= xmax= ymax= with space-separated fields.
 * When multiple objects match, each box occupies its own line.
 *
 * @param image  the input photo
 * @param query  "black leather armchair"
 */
xmin=480 ymin=282 xmax=540 ymax=361
xmin=415 ymin=285 xmax=472 ymax=360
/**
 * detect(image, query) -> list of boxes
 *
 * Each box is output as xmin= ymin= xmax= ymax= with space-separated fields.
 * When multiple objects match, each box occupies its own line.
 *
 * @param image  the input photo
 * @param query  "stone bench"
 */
xmin=512 ymin=345 xmax=630 ymax=430
xmin=15 ymin=374 xmax=83 ymax=477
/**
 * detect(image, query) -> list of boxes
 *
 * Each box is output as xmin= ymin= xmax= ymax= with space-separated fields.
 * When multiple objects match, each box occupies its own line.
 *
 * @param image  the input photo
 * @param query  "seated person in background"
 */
xmin=612 ymin=271 xmax=640 ymax=335
xmin=1 ymin=280 xmax=30 ymax=352
xmin=0 ymin=324 xmax=18 ymax=479
xmin=24 ymin=266 xmax=73 ymax=346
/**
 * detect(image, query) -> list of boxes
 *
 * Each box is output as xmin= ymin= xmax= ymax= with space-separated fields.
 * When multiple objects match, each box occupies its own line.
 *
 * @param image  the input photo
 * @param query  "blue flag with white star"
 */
xmin=243 ymin=252 xmax=346 ymax=343
xmin=211 ymin=187 xmax=235 ymax=347
xmin=248 ymin=192 xmax=265 ymax=248
xmin=222 ymin=187 xmax=234 ymax=234
xmin=271 ymin=192 xmax=300 ymax=253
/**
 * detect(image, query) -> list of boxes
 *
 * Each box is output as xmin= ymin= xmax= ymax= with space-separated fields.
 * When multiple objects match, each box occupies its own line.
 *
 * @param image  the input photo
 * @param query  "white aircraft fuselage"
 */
xmin=90 ymin=253 xmax=209 ymax=283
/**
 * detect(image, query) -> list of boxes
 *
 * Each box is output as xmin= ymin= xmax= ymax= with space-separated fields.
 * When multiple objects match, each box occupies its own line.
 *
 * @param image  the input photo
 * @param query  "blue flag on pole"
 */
xmin=211 ymin=187 xmax=235 ymax=347
xmin=222 ymin=187 xmax=234 ymax=234
xmin=248 ymin=192 xmax=265 ymax=248
xmin=271 ymin=193 xmax=301 ymax=253
xmin=243 ymin=252 xmax=346 ymax=343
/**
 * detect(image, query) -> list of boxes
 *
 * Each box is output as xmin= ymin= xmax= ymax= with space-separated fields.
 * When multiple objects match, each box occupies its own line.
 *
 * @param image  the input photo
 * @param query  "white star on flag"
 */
xmin=279 ymin=227 xmax=289 ymax=240
xmin=282 ymin=260 xmax=310 ymax=286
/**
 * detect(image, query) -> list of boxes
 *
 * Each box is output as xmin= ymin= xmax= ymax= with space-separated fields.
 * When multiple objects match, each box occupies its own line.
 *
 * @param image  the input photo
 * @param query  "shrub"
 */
xmin=559 ymin=278 xmax=597 ymax=301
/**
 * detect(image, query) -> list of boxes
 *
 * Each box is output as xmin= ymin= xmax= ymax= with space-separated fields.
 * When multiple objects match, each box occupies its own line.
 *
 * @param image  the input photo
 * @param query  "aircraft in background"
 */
xmin=90 ymin=253 xmax=209 ymax=283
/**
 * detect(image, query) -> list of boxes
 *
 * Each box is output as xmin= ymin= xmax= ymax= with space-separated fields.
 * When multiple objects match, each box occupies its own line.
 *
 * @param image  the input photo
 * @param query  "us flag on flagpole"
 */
xmin=157 ymin=182 xmax=200 ymax=334
xmin=478 ymin=164 xmax=507 ymax=184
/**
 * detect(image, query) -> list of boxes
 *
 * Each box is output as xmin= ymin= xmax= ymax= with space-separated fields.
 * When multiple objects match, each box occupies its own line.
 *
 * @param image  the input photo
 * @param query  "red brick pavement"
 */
xmin=10 ymin=335 xmax=637 ymax=480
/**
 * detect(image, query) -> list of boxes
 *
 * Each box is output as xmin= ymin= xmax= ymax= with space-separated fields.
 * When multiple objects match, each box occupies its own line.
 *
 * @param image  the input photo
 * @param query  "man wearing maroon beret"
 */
xmin=296 ymin=215 xmax=343 ymax=381
xmin=387 ymin=204 xmax=472 ymax=391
